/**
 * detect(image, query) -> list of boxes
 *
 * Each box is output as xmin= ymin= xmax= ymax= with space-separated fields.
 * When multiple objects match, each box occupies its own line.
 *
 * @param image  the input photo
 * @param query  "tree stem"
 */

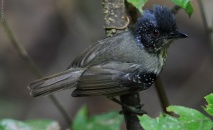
xmin=120 ymin=93 xmax=143 ymax=130
xmin=102 ymin=1 xmax=143 ymax=130
xmin=197 ymin=0 xmax=213 ymax=50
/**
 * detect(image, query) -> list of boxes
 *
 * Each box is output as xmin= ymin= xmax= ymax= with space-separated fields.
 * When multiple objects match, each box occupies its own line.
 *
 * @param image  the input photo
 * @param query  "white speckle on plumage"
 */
xmin=133 ymin=78 xmax=136 ymax=82
xmin=137 ymin=75 xmax=141 ymax=79
xmin=128 ymin=76 xmax=131 ymax=80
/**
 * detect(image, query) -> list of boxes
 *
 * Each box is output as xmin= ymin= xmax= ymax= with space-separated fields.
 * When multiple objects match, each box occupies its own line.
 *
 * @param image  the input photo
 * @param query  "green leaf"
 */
xmin=127 ymin=0 xmax=148 ymax=14
xmin=203 ymin=93 xmax=213 ymax=116
xmin=171 ymin=0 xmax=194 ymax=17
xmin=72 ymin=106 xmax=123 ymax=130
xmin=72 ymin=105 xmax=88 ymax=130
xmin=0 ymin=119 xmax=60 ymax=130
xmin=139 ymin=105 xmax=213 ymax=130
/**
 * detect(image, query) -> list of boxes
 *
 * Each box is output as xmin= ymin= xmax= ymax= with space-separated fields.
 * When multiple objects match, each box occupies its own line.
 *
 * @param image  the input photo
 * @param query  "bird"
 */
xmin=28 ymin=5 xmax=187 ymax=109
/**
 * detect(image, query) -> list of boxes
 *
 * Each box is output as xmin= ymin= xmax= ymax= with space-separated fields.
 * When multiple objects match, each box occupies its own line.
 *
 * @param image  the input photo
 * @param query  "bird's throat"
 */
xmin=158 ymin=48 xmax=168 ymax=71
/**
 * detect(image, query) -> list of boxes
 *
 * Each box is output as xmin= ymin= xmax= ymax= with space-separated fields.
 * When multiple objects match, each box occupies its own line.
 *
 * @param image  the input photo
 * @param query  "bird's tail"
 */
xmin=28 ymin=68 xmax=85 ymax=97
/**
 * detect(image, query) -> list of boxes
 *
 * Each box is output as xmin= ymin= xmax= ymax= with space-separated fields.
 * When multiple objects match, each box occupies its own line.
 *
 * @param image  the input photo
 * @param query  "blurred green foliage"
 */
xmin=127 ymin=0 xmax=194 ymax=16
xmin=0 ymin=119 xmax=60 ymax=130
xmin=171 ymin=0 xmax=193 ymax=17
xmin=72 ymin=106 xmax=123 ymax=130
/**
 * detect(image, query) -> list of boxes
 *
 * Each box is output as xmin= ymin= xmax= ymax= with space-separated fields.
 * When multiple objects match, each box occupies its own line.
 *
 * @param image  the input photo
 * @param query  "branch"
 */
xmin=197 ymin=0 xmax=208 ymax=34
xmin=154 ymin=77 xmax=171 ymax=115
xmin=102 ymin=0 xmax=143 ymax=130
xmin=120 ymin=93 xmax=143 ymax=130
xmin=171 ymin=5 xmax=181 ymax=15
xmin=1 ymin=21 xmax=72 ymax=125
xmin=102 ymin=0 xmax=127 ymax=36
xmin=197 ymin=0 xmax=213 ymax=48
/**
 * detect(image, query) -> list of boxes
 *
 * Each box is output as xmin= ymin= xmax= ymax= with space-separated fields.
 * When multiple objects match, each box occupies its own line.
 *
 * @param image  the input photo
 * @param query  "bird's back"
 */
xmin=70 ymin=31 xmax=165 ymax=75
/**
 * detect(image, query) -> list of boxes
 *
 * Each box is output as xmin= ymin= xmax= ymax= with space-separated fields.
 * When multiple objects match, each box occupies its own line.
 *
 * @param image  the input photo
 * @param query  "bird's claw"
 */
xmin=119 ymin=104 xmax=147 ymax=115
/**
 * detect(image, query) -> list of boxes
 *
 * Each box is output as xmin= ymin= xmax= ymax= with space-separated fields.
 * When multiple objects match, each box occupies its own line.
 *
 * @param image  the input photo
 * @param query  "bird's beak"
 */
xmin=168 ymin=30 xmax=188 ymax=39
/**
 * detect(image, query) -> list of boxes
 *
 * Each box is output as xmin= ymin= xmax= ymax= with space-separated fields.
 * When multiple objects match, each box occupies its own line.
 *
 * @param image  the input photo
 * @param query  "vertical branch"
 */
xmin=154 ymin=77 xmax=170 ymax=115
xmin=102 ymin=1 xmax=143 ymax=130
xmin=102 ymin=0 xmax=127 ymax=36
xmin=197 ymin=0 xmax=208 ymax=33
xmin=120 ymin=93 xmax=143 ymax=130
xmin=197 ymin=0 xmax=213 ymax=46
xmin=1 ymin=21 xmax=72 ymax=125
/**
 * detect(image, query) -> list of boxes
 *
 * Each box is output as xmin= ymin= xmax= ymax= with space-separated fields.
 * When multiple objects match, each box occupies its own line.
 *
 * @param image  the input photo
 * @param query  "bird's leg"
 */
xmin=109 ymin=97 xmax=146 ymax=115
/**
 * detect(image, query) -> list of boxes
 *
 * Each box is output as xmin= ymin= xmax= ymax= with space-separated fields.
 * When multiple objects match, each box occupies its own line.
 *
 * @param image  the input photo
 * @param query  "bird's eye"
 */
xmin=151 ymin=29 xmax=159 ymax=37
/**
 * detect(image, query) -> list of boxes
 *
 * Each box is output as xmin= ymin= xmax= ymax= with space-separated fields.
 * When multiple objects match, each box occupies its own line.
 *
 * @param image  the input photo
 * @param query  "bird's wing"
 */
xmin=69 ymin=31 xmax=130 ymax=68
xmin=72 ymin=61 xmax=145 ymax=97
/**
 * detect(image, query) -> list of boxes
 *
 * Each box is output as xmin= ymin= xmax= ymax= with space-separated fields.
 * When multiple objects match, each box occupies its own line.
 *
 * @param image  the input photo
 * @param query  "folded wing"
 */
xmin=72 ymin=61 xmax=142 ymax=97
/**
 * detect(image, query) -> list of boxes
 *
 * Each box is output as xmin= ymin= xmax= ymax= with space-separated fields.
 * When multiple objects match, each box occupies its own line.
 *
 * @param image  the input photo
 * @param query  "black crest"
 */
xmin=135 ymin=5 xmax=176 ymax=32
xmin=153 ymin=5 xmax=176 ymax=32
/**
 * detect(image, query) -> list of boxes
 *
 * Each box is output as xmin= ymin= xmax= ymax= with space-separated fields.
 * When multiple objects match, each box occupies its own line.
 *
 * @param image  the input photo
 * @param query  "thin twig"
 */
xmin=197 ymin=0 xmax=208 ymax=33
xmin=1 ymin=22 xmax=42 ymax=78
xmin=197 ymin=0 xmax=213 ymax=47
xmin=1 ymin=21 xmax=72 ymax=125
xmin=171 ymin=5 xmax=181 ymax=15
xmin=154 ymin=77 xmax=171 ymax=115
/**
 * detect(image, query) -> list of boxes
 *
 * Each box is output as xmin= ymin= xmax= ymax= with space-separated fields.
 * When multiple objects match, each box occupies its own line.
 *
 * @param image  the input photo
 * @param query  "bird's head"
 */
xmin=134 ymin=5 xmax=187 ymax=53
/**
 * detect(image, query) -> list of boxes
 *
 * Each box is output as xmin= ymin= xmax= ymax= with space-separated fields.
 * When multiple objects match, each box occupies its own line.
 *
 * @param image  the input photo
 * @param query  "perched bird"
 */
xmin=29 ymin=6 xmax=187 ymax=100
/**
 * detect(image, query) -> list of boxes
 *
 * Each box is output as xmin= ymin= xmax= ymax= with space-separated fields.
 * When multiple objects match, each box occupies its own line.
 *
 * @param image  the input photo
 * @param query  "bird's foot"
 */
xmin=109 ymin=97 xmax=146 ymax=115
xmin=119 ymin=104 xmax=147 ymax=115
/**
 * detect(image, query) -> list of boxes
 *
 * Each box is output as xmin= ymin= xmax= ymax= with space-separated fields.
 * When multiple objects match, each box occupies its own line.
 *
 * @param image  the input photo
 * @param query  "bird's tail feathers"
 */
xmin=28 ymin=68 xmax=85 ymax=97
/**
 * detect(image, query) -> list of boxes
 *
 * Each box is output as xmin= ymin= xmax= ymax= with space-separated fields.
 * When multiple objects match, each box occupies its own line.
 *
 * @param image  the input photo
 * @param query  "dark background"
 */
xmin=0 ymin=0 xmax=213 ymax=129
